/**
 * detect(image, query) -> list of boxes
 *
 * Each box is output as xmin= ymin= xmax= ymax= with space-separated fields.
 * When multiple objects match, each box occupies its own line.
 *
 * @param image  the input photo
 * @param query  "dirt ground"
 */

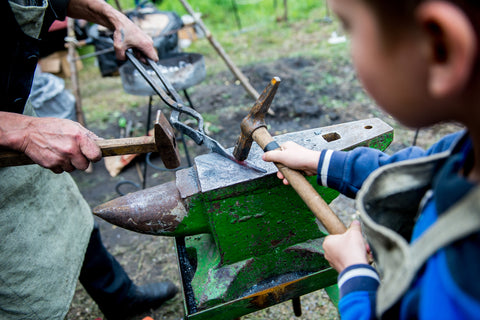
xmin=67 ymin=53 xmax=463 ymax=320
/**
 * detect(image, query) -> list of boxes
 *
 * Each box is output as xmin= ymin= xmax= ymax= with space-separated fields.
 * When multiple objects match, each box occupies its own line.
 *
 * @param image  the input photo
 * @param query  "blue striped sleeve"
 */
xmin=338 ymin=264 xmax=380 ymax=298
xmin=315 ymin=131 xmax=463 ymax=199
xmin=337 ymin=264 xmax=380 ymax=320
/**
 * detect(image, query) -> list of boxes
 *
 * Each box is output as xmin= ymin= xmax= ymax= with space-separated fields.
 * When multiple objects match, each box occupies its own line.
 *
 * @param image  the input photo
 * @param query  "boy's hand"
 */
xmin=323 ymin=220 xmax=370 ymax=272
xmin=262 ymin=141 xmax=320 ymax=185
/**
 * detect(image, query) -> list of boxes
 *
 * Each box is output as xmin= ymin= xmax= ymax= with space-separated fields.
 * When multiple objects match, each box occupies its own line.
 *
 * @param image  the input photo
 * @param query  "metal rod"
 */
xmin=292 ymin=297 xmax=302 ymax=317
xmin=182 ymin=89 xmax=195 ymax=110
xmin=76 ymin=47 xmax=115 ymax=61
xmin=143 ymin=95 xmax=154 ymax=189
xmin=180 ymin=133 xmax=192 ymax=167
xmin=182 ymin=89 xmax=195 ymax=167
xmin=412 ymin=128 xmax=420 ymax=146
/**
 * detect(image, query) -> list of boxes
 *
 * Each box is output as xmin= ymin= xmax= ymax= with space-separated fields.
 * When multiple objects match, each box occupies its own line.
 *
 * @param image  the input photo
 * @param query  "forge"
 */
xmin=94 ymin=118 xmax=393 ymax=319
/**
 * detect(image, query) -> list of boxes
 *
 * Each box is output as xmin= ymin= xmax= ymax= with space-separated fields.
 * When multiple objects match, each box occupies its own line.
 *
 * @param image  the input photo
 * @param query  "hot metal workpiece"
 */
xmin=94 ymin=118 xmax=394 ymax=319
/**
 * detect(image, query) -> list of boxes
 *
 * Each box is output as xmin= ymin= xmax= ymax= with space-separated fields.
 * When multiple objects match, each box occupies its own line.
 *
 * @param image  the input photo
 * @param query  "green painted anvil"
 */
xmin=94 ymin=118 xmax=393 ymax=319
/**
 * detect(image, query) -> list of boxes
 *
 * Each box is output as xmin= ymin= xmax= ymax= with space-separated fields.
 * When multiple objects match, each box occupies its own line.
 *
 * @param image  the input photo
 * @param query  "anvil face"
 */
xmin=193 ymin=117 xmax=391 ymax=192
xmin=94 ymin=118 xmax=393 ymax=319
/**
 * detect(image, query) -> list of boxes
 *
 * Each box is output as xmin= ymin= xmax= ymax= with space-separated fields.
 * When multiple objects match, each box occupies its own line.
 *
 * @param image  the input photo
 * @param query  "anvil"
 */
xmin=94 ymin=118 xmax=393 ymax=319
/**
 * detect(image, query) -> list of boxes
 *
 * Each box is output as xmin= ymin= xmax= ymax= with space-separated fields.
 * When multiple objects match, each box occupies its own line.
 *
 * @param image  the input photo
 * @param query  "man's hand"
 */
xmin=262 ymin=141 xmax=320 ymax=185
xmin=1 ymin=113 xmax=102 ymax=174
xmin=323 ymin=220 xmax=370 ymax=273
xmin=66 ymin=0 xmax=159 ymax=62
xmin=111 ymin=16 xmax=158 ymax=62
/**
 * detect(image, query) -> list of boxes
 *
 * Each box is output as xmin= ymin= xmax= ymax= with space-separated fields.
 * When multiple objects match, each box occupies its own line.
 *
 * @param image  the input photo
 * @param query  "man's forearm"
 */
xmin=66 ymin=0 xmax=125 ymax=31
xmin=64 ymin=0 xmax=158 ymax=61
xmin=0 ymin=112 xmax=32 ymax=151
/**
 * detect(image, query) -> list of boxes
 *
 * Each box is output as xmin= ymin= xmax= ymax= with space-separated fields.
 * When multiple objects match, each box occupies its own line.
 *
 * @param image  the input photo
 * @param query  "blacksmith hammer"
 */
xmin=0 ymin=110 xmax=181 ymax=169
xmin=233 ymin=77 xmax=347 ymax=235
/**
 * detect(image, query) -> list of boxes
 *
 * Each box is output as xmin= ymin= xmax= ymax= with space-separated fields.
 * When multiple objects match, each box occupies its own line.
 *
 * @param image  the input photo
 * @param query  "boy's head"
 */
xmin=328 ymin=0 xmax=479 ymax=129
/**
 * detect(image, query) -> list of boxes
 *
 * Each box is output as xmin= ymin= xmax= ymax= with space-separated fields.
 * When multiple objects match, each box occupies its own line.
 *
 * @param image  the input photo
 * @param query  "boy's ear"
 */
xmin=416 ymin=2 xmax=477 ymax=97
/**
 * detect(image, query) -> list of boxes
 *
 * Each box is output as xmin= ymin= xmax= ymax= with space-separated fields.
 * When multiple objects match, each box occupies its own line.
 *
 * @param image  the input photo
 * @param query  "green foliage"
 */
xmin=116 ymin=0 xmax=327 ymax=33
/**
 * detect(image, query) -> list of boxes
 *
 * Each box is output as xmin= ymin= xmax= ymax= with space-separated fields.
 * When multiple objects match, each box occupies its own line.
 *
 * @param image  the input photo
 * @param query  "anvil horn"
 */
xmin=94 ymin=181 xmax=191 ymax=236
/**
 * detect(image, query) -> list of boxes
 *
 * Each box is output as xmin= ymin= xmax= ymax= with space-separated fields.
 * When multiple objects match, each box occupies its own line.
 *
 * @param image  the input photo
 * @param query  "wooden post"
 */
xmin=67 ymin=18 xmax=86 ymax=126
xmin=114 ymin=0 xmax=123 ymax=12
xmin=178 ymin=0 xmax=261 ymax=102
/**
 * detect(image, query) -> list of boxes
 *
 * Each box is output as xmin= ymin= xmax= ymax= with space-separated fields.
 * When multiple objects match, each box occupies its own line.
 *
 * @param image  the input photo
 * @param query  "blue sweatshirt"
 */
xmin=316 ymin=131 xmax=480 ymax=319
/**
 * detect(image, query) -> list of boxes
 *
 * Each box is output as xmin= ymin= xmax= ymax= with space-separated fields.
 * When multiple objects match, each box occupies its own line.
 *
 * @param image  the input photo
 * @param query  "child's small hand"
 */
xmin=323 ymin=220 xmax=370 ymax=272
xmin=262 ymin=141 xmax=320 ymax=185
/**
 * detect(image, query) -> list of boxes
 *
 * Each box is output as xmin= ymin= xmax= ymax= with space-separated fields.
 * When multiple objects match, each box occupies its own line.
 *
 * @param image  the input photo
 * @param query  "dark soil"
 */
xmin=67 ymin=55 xmax=462 ymax=320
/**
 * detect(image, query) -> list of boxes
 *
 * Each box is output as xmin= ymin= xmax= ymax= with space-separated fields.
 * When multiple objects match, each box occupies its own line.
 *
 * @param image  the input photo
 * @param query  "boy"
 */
xmin=263 ymin=0 xmax=480 ymax=318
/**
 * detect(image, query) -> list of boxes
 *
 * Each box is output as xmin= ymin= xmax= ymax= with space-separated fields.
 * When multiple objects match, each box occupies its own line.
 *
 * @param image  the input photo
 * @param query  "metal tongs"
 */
xmin=125 ymin=49 xmax=266 ymax=173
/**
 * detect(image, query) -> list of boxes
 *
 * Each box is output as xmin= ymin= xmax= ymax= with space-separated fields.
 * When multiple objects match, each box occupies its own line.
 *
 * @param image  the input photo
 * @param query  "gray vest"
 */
xmin=357 ymin=151 xmax=480 ymax=318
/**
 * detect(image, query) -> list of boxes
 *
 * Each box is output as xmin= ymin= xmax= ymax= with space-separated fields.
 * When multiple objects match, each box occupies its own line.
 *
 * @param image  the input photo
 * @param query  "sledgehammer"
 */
xmin=233 ymin=77 xmax=347 ymax=235
xmin=0 ymin=110 xmax=181 ymax=169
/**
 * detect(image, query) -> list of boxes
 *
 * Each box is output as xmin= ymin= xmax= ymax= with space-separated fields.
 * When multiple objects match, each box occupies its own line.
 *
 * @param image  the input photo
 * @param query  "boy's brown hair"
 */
xmin=363 ymin=0 xmax=480 ymax=39
xmin=363 ymin=0 xmax=480 ymax=81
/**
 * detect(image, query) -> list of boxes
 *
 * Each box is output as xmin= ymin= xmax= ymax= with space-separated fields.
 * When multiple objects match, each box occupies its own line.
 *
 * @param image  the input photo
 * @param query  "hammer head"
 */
xmin=233 ymin=77 xmax=281 ymax=161
xmin=154 ymin=110 xmax=181 ymax=169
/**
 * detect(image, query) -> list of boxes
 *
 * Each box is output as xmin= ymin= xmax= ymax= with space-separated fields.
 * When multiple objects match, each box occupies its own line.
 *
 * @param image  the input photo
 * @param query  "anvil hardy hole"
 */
xmin=322 ymin=132 xmax=341 ymax=142
xmin=364 ymin=125 xmax=373 ymax=129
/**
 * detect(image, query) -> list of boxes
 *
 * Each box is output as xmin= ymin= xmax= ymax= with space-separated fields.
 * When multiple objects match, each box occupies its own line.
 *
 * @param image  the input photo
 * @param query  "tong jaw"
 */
xmin=125 ymin=49 xmax=265 ymax=173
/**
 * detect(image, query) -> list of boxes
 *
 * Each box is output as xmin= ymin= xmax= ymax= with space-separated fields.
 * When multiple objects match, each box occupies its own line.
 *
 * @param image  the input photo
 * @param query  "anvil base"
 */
xmin=176 ymin=236 xmax=339 ymax=320
xmin=173 ymin=119 xmax=393 ymax=319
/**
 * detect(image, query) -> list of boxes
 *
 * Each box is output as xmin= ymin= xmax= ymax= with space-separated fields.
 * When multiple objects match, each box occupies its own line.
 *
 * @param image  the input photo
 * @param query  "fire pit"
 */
xmin=119 ymin=52 xmax=206 ymax=96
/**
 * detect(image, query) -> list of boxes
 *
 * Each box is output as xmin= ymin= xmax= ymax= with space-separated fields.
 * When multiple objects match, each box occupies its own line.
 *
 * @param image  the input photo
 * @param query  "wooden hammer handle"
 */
xmin=0 ymin=150 xmax=35 ymax=167
xmin=0 ymin=136 xmax=157 ymax=168
xmin=96 ymin=136 xmax=156 ymax=156
xmin=253 ymin=127 xmax=347 ymax=235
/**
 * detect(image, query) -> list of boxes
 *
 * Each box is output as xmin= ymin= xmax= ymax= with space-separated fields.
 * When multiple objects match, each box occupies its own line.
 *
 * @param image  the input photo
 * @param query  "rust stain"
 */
xmin=247 ymin=277 xmax=302 ymax=308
